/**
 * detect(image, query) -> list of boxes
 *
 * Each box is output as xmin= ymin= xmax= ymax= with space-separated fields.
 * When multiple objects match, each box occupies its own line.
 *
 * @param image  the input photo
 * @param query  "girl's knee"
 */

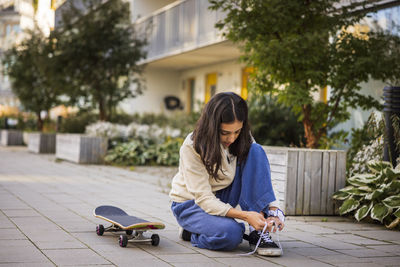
xmin=222 ymin=222 xmax=244 ymax=250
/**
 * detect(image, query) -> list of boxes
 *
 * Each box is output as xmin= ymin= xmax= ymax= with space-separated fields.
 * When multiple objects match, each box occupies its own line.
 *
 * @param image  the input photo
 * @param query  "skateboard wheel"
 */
xmin=151 ymin=234 xmax=160 ymax=246
xmin=96 ymin=225 xmax=104 ymax=236
xmin=125 ymin=230 xmax=133 ymax=235
xmin=119 ymin=235 xmax=128 ymax=247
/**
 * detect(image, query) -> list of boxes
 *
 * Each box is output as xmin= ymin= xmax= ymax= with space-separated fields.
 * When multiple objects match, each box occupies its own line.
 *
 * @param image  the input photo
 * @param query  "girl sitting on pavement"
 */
xmin=169 ymin=92 xmax=285 ymax=256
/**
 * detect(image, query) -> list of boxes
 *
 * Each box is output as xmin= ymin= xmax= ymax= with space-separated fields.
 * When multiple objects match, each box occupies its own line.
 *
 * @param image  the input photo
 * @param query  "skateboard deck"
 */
xmin=94 ymin=205 xmax=165 ymax=247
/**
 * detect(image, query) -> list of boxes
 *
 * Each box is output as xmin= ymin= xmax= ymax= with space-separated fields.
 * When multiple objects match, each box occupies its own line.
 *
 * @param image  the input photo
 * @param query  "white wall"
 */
xmin=330 ymin=79 xmax=386 ymax=139
xmin=180 ymin=59 xmax=244 ymax=111
xmin=131 ymin=0 xmax=176 ymax=21
xmin=120 ymin=67 xmax=181 ymax=114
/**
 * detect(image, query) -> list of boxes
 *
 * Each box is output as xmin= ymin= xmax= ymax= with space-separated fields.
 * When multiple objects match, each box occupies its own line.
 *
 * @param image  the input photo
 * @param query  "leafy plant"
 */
xmin=248 ymin=94 xmax=304 ymax=147
xmin=104 ymin=137 xmax=183 ymax=166
xmin=332 ymin=161 xmax=400 ymax=229
xmin=347 ymin=112 xmax=385 ymax=170
xmin=155 ymin=137 xmax=183 ymax=166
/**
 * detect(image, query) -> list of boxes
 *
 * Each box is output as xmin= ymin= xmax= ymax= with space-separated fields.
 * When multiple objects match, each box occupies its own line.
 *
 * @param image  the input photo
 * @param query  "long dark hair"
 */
xmin=192 ymin=92 xmax=252 ymax=180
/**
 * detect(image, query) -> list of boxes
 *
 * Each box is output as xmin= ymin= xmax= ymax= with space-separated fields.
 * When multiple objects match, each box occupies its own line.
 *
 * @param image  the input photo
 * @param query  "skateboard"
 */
xmin=94 ymin=205 xmax=165 ymax=247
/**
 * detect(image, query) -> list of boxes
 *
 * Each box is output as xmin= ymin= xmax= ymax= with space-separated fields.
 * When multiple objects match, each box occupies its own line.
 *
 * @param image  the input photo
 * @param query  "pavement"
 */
xmin=0 ymin=146 xmax=399 ymax=267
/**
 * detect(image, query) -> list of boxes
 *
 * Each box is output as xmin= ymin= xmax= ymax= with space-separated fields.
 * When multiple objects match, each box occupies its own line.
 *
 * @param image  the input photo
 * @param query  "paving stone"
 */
xmin=366 ymin=244 xmax=400 ymax=256
xmin=174 ymin=263 xmax=226 ymax=267
xmin=0 ymin=228 xmax=26 ymax=240
xmin=309 ymin=254 xmax=376 ymax=264
xmin=43 ymin=248 xmax=110 ymax=266
xmin=136 ymin=238 xmax=197 ymax=255
xmin=338 ymin=248 xmax=396 ymax=258
xmin=370 ymin=256 xmax=400 ymax=266
xmin=0 ymin=245 xmax=50 ymax=264
xmin=267 ymin=249 xmax=333 ymax=267
xmin=215 ymin=256 xmax=278 ymax=266
xmin=323 ymin=233 xmax=389 ymax=245
xmin=355 ymin=230 xmax=400 ymax=242
xmin=0 ymin=239 xmax=34 ymax=248
xmin=291 ymin=247 xmax=341 ymax=257
xmin=23 ymin=229 xmax=77 ymax=243
xmin=0 ymin=218 xmax=18 ymax=229
xmin=293 ymin=224 xmax=343 ymax=234
xmin=331 ymin=263 xmax=381 ymax=267
xmin=34 ymin=240 xmax=87 ymax=250
xmin=2 ymin=209 xmax=41 ymax=218
xmin=0 ymin=262 xmax=55 ymax=267
xmin=157 ymin=253 xmax=220 ymax=264
xmin=110 ymin=258 xmax=170 ymax=267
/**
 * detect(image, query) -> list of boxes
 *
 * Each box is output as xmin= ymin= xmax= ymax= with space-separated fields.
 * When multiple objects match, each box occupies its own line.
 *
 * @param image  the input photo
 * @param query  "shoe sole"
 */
xmin=250 ymin=245 xmax=282 ymax=257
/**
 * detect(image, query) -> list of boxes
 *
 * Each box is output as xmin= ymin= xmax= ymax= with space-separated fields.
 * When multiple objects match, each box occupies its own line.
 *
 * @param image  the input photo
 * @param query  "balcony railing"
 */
xmin=135 ymin=0 xmax=227 ymax=63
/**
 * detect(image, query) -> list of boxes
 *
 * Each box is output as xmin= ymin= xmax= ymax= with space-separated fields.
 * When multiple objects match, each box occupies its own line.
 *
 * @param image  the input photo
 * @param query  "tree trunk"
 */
xmin=98 ymin=96 xmax=107 ymax=121
xmin=36 ymin=111 xmax=43 ymax=132
xmin=302 ymin=104 xmax=319 ymax=148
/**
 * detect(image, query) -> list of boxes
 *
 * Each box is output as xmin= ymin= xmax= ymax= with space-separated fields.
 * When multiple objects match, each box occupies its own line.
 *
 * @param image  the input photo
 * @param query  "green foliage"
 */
xmin=347 ymin=113 xmax=385 ymax=169
xmin=0 ymin=114 xmax=37 ymax=131
xmin=53 ymin=0 xmax=147 ymax=121
xmin=332 ymin=161 xmax=400 ymax=228
xmin=58 ymin=112 xmax=97 ymax=133
xmin=129 ymin=111 xmax=200 ymax=137
xmin=32 ymin=0 xmax=38 ymax=13
xmin=3 ymin=30 xmax=60 ymax=131
xmin=105 ymin=137 xmax=183 ymax=166
xmin=348 ymin=113 xmax=400 ymax=175
xmin=248 ymin=93 xmax=304 ymax=146
xmin=210 ymin=0 xmax=400 ymax=148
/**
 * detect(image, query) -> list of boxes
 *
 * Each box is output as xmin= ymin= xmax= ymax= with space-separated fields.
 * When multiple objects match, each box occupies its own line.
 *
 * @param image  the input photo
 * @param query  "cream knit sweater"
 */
xmin=169 ymin=133 xmax=278 ymax=216
xmin=169 ymin=133 xmax=236 ymax=216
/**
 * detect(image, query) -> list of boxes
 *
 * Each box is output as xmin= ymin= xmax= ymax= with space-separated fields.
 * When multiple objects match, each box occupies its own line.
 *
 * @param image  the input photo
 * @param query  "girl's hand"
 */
xmin=245 ymin=211 xmax=273 ymax=232
xmin=267 ymin=216 xmax=284 ymax=232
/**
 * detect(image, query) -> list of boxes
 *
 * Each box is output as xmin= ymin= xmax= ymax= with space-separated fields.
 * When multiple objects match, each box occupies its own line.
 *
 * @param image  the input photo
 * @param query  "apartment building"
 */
xmin=116 ymin=0 xmax=245 ymax=115
xmin=123 ymin=0 xmax=400 ymax=135
xmin=0 ymin=0 xmax=55 ymax=115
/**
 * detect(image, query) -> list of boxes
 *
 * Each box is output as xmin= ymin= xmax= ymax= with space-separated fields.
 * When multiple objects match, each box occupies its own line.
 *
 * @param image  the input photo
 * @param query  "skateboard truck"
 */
xmin=118 ymin=231 xmax=160 ymax=247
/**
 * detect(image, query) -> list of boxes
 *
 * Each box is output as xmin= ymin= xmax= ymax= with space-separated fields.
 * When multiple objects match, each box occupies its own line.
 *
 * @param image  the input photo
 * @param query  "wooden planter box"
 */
xmin=28 ymin=133 xmax=56 ymax=154
xmin=0 ymin=130 xmax=23 ymax=146
xmin=56 ymin=134 xmax=108 ymax=164
xmin=263 ymin=146 xmax=346 ymax=216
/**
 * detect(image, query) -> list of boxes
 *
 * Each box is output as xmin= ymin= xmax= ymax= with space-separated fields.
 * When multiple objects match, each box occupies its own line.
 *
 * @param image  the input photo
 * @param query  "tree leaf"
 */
xmin=344 ymin=188 xmax=369 ymax=196
xmin=370 ymin=203 xmax=391 ymax=222
xmin=394 ymin=207 xmax=400 ymax=218
xmin=348 ymin=173 xmax=381 ymax=185
xmin=365 ymin=189 xmax=384 ymax=200
xmin=367 ymin=161 xmax=393 ymax=174
xmin=332 ymin=191 xmax=350 ymax=200
xmin=384 ymin=167 xmax=400 ymax=181
xmin=382 ymin=195 xmax=400 ymax=208
xmin=354 ymin=203 xmax=372 ymax=221
xmin=339 ymin=198 xmax=360 ymax=215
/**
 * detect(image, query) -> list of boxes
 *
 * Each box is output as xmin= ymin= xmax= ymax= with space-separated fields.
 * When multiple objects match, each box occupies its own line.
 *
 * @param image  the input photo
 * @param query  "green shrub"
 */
xmin=105 ymin=137 xmax=183 ymax=166
xmin=332 ymin=161 xmax=400 ymax=229
xmin=59 ymin=112 xmax=97 ymax=133
xmin=248 ymin=95 xmax=304 ymax=146
xmin=347 ymin=113 xmax=385 ymax=171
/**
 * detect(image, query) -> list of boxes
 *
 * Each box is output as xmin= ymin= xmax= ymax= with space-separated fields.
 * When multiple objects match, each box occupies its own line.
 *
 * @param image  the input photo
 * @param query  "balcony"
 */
xmin=135 ymin=0 xmax=240 ymax=70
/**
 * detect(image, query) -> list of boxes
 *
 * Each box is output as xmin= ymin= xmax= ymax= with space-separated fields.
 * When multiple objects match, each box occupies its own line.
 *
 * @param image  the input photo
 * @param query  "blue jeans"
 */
xmin=171 ymin=143 xmax=276 ymax=251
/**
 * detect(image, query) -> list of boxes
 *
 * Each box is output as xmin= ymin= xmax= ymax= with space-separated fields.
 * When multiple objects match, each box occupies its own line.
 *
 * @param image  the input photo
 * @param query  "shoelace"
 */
xmin=238 ymin=222 xmax=283 ymax=256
